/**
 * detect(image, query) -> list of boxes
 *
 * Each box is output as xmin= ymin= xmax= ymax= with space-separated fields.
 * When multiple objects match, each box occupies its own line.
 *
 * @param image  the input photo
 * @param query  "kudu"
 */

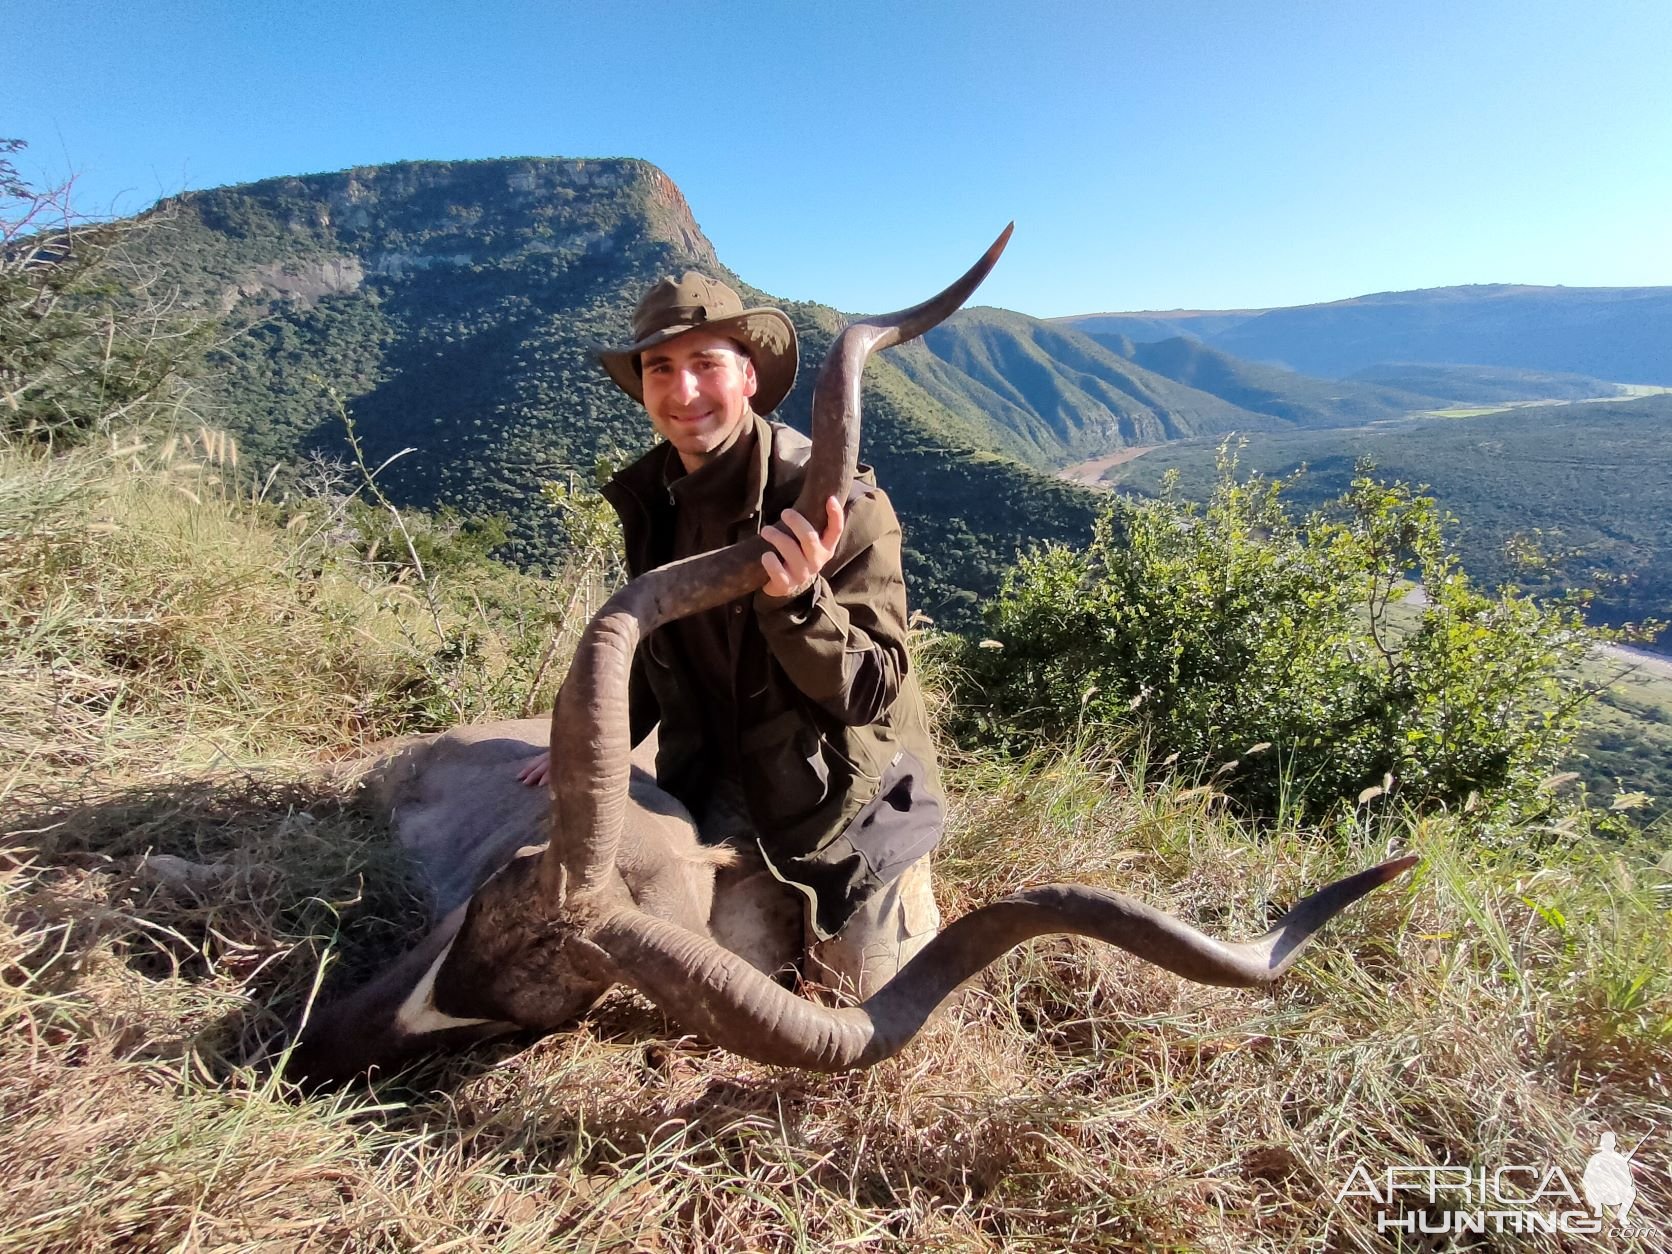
xmin=290 ymin=227 xmax=1417 ymax=1081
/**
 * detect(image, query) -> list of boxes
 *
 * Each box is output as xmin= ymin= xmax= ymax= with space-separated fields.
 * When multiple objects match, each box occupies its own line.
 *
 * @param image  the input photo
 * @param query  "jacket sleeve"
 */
xmin=751 ymin=486 xmax=910 ymax=726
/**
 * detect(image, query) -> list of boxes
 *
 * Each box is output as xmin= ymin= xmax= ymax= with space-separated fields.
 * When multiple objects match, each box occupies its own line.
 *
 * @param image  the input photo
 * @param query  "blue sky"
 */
xmin=10 ymin=1 xmax=1670 ymax=316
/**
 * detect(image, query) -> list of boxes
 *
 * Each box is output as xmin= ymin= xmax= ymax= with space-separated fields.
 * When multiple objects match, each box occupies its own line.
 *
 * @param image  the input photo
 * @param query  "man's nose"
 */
xmin=673 ymin=368 xmax=701 ymax=401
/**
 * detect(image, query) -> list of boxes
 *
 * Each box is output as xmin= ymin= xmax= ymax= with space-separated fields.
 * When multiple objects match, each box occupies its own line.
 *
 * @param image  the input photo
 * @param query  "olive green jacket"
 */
xmin=601 ymin=413 xmax=943 ymax=937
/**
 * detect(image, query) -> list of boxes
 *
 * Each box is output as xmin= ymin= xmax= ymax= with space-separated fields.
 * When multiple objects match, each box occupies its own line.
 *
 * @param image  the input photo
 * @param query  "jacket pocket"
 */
xmin=737 ymin=708 xmax=853 ymax=837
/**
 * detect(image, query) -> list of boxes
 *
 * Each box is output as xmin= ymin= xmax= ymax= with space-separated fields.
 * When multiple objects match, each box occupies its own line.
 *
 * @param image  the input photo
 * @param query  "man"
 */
xmin=520 ymin=271 xmax=943 ymax=997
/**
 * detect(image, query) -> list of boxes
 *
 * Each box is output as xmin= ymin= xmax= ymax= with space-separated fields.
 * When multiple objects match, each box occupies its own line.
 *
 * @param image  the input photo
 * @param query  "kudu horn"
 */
xmin=293 ymin=224 xmax=1417 ymax=1080
xmin=544 ymin=223 xmax=1015 ymax=901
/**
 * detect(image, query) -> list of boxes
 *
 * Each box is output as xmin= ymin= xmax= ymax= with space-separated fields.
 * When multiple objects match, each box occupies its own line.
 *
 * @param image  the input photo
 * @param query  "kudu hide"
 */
xmin=290 ymin=228 xmax=1417 ymax=1082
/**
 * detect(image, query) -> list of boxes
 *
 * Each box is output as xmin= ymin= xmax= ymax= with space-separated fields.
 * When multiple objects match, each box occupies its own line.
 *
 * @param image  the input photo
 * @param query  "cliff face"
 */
xmin=639 ymin=164 xmax=715 ymax=267
xmin=140 ymin=157 xmax=1094 ymax=624
xmin=161 ymin=157 xmax=718 ymax=310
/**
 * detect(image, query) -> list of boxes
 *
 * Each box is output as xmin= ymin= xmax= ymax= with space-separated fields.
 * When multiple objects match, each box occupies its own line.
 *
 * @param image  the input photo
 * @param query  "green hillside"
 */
xmin=1580 ymin=651 xmax=1672 ymax=808
xmin=1344 ymin=361 xmax=1629 ymax=404
xmin=1087 ymin=332 xmax=1436 ymax=427
xmin=138 ymin=159 xmax=1098 ymax=624
xmin=887 ymin=307 xmax=1283 ymax=468
xmin=1093 ymin=394 xmax=1672 ymax=637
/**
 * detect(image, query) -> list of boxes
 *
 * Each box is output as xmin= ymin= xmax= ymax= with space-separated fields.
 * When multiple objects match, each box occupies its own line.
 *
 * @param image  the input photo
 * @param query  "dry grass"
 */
xmin=2 ymin=438 xmax=1668 ymax=1251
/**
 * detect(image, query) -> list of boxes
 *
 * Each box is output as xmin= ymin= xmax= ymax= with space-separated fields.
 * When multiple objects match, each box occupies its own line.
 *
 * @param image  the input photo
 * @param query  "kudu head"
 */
xmin=290 ymin=225 xmax=1416 ymax=1082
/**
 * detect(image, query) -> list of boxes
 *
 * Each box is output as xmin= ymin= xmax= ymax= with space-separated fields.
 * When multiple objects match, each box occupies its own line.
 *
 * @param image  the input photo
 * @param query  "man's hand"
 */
xmin=760 ymin=495 xmax=843 ymax=599
xmin=517 ymin=751 xmax=550 ymax=788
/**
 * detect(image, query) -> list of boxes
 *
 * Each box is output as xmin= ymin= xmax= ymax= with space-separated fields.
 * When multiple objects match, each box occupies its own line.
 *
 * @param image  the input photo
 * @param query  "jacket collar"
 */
xmin=662 ymin=417 xmax=761 ymax=527
xmin=602 ymin=412 xmax=875 ymax=562
xmin=604 ymin=409 xmax=807 ymax=536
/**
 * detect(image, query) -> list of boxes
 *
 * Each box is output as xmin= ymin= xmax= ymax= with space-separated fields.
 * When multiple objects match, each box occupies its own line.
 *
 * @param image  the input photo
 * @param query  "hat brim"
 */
xmin=596 ymin=308 xmax=799 ymax=417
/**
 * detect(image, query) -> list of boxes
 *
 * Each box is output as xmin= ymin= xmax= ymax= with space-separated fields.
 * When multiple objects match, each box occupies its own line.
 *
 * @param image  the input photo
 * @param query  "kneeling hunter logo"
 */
xmin=1334 ymin=1127 xmax=1651 ymax=1237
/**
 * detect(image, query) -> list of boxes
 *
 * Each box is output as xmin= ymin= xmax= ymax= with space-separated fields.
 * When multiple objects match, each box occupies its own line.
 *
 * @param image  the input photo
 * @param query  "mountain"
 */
xmin=1056 ymin=310 xmax=1265 ymax=342
xmin=1086 ymin=333 xmax=1436 ymax=427
xmin=886 ymin=307 xmax=1284 ymax=467
xmin=1058 ymin=285 xmax=1672 ymax=384
xmin=141 ymin=158 xmax=1098 ymax=624
xmin=1342 ymin=362 xmax=1626 ymax=405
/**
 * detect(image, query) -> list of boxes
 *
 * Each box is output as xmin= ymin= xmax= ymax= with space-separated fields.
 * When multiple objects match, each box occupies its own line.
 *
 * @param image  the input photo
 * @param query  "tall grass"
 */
xmin=0 ymin=437 xmax=1667 ymax=1250
xmin=1 ymin=430 xmax=574 ymax=788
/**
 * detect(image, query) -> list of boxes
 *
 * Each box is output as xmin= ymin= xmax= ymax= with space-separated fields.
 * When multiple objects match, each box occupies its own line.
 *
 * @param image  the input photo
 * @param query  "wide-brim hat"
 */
xmin=596 ymin=271 xmax=799 ymax=416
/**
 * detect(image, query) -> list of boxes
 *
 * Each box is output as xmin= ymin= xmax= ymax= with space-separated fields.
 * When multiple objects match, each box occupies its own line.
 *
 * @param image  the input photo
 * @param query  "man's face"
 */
xmin=639 ymin=330 xmax=758 ymax=470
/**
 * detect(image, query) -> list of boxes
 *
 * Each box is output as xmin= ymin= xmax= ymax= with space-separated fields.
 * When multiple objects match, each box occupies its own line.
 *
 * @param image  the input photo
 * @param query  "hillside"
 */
xmin=139 ymin=159 xmax=1097 ymax=623
xmin=1055 ymin=308 xmax=1265 ymax=342
xmin=886 ymin=307 xmax=1284 ymax=467
xmin=1344 ymin=362 xmax=1628 ymax=404
xmin=1059 ymin=284 xmax=1672 ymax=384
xmin=1086 ymin=332 xmax=1436 ymax=427
xmin=1091 ymin=394 xmax=1672 ymax=639
xmin=917 ymin=301 xmax=1651 ymax=465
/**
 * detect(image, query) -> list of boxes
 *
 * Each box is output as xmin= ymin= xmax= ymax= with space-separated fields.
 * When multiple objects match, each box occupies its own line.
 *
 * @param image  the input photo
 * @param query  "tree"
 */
xmin=957 ymin=447 xmax=1605 ymax=822
xmin=1 ymin=140 xmax=207 ymax=445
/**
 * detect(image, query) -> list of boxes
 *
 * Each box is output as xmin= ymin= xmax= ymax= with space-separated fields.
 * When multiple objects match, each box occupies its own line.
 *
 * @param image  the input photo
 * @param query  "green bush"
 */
xmin=2 ymin=140 xmax=209 ymax=447
xmin=956 ymin=448 xmax=1602 ymax=821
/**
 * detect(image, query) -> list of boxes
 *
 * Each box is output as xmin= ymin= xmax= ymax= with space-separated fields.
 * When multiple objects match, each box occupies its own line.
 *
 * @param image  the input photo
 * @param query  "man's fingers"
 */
xmin=778 ymin=500 xmax=843 ymax=557
xmin=760 ymin=550 xmax=796 ymax=595
xmin=763 ymin=498 xmax=844 ymax=597
xmin=766 ymin=547 xmax=807 ymax=587
xmin=762 ymin=523 xmax=804 ymax=566
xmin=779 ymin=508 xmax=818 ymax=548
xmin=822 ymin=495 xmax=844 ymax=549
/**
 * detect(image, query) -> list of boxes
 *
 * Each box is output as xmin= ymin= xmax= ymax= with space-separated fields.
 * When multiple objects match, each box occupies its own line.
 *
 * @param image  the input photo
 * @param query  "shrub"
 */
xmin=956 ymin=448 xmax=1602 ymax=821
xmin=1 ymin=140 xmax=209 ymax=447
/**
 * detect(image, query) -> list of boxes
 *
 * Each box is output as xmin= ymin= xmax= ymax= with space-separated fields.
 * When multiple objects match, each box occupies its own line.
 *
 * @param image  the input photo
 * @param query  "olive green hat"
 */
xmin=596 ymin=272 xmax=799 ymax=415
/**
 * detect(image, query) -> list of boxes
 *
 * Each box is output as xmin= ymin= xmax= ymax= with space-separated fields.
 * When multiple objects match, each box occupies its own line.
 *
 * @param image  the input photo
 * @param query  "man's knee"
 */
xmin=806 ymin=857 xmax=940 ymax=1000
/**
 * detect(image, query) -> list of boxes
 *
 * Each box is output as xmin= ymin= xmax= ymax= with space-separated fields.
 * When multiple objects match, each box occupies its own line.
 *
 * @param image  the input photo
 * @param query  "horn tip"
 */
xmin=1377 ymin=854 xmax=1421 ymax=881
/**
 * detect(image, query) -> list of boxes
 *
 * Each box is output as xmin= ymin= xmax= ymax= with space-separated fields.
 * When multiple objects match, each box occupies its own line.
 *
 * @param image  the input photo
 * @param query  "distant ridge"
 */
xmin=886 ymin=307 xmax=1282 ymax=467
xmin=1057 ymin=284 xmax=1672 ymax=384
xmin=1053 ymin=309 xmax=1263 ymax=343
xmin=1088 ymin=334 xmax=1434 ymax=427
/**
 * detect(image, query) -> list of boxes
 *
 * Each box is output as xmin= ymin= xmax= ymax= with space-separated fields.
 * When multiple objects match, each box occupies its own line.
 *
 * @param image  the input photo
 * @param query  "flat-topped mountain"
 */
xmin=143 ymin=157 xmax=1097 ymax=622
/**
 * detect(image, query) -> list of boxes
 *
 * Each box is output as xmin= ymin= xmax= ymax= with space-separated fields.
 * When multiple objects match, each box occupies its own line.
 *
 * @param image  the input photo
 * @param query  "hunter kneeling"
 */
xmin=520 ymin=271 xmax=942 ymax=998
